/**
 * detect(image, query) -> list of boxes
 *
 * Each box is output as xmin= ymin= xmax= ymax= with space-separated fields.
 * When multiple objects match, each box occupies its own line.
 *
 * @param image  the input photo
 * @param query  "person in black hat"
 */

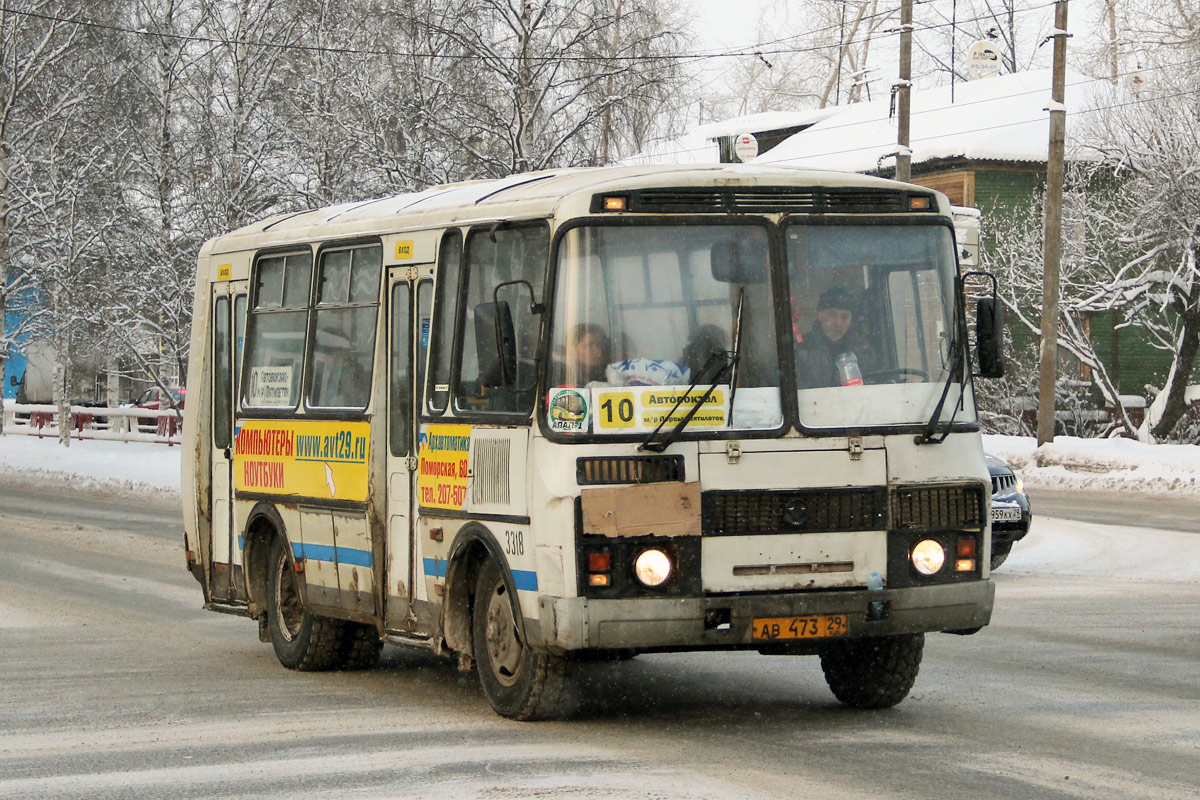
xmin=795 ymin=287 xmax=872 ymax=388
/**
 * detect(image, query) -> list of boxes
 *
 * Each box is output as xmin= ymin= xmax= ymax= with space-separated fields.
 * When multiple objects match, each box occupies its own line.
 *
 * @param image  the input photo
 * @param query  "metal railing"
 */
xmin=1 ymin=403 xmax=183 ymax=445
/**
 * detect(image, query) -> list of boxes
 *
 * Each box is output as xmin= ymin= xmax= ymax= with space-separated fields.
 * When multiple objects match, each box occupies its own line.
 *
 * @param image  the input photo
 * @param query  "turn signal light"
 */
xmin=956 ymin=537 xmax=977 ymax=558
xmin=602 ymin=195 xmax=627 ymax=211
xmin=956 ymin=558 xmax=976 ymax=572
xmin=587 ymin=552 xmax=611 ymax=572
xmin=909 ymin=195 xmax=932 ymax=210
xmin=588 ymin=573 xmax=611 ymax=587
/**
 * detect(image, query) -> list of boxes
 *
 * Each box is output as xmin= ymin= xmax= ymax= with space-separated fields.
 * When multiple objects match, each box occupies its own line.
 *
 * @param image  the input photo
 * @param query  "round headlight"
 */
xmin=911 ymin=539 xmax=946 ymax=575
xmin=633 ymin=548 xmax=673 ymax=587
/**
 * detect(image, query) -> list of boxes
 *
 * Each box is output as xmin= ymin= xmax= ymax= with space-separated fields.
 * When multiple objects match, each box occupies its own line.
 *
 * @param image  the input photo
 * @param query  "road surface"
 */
xmin=1 ymin=484 xmax=1197 ymax=799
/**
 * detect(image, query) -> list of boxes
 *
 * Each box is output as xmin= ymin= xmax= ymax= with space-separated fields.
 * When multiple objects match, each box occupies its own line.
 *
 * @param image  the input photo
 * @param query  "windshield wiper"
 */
xmin=638 ymin=350 xmax=737 ymax=453
xmin=914 ymin=335 xmax=964 ymax=445
xmin=639 ymin=285 xmax=746 ymax=452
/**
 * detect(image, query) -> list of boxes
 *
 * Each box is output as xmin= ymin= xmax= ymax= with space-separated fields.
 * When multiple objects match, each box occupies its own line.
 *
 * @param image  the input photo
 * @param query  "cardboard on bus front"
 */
xmin=580 ymin=482 xmax=701 ymax=538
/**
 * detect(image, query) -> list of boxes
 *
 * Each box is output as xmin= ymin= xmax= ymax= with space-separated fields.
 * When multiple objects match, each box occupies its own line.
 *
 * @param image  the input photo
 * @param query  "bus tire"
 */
xmin=819 ymin=632 xmax=924 ymax=709
xmin=471 ymin=560 xmax=577 ymax=720
xmin=339 ymin=622 xmax=383 ymax=670
xmin=267 ymin=536 xmax=344 ymax=671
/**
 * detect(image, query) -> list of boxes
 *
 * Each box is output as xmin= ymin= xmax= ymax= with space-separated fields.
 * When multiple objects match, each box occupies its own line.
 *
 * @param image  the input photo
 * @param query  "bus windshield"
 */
xmin=548 ymin=223 xmax=783 ymax=435
xmin=786 ymin=222 xmax=974 ymax=430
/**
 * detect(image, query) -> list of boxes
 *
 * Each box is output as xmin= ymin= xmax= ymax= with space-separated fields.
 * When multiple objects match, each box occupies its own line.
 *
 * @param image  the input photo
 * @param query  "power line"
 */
xmin=1 ymin=1 xmax=1062 ymax=66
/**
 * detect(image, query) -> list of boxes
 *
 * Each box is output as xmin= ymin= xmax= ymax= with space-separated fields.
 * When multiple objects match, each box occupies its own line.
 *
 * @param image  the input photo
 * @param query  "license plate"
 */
xmin=751 ymin=614 xmax=848 ymax=641
xmin=991 ymin=507 xmax=1022 ymax=522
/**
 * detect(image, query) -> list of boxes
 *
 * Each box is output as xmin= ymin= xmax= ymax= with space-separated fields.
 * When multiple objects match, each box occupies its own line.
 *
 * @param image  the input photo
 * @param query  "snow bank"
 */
xmin=0 ymin=432 xmax=1196 ymax=500
xmin=0 ymin=435 xmax=181 ymax=498
xmin=984 ymin=433 xmax=1200 ymax=497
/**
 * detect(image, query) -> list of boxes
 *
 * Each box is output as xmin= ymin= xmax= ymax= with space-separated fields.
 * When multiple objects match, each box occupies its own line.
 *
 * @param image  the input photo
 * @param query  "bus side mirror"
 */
xmin=474 ymin=301 xmax=517 ymax=388
xmin=975 ymin=297 xmax=1004 ymax=378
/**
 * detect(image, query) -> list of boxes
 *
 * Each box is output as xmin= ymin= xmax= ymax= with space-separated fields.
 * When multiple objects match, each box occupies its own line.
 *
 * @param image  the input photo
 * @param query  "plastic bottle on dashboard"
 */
xmin=835 ymin=352 xmax=863 ymax=386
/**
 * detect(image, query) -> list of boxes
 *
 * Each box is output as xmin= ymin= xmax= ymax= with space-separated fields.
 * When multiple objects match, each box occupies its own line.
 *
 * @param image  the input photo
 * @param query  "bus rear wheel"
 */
xmin=266 ymin=536 xmax=344 ymax=671
xmin=340 ymin=622 xmax=383 ymax=670
xmin=819 ymin=633 xmax=924 ymax=709
xmin=471 ymin=560 xmax=577 ymax=720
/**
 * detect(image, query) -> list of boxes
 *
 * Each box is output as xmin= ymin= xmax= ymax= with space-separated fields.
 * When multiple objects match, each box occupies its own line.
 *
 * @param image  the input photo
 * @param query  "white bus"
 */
xmin=182 ymin=165 xmax=1005 ymax=720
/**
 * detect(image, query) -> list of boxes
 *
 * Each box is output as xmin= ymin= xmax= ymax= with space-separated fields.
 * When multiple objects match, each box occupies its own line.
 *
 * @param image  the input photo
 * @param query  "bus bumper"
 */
xmin=535 ymin=580 xmax=994 ymax=652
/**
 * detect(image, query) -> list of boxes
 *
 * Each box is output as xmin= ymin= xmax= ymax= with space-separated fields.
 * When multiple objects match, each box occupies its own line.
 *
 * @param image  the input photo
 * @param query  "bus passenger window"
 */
xmin=390 ymin=282 xmax=411 ymax=456
xmin=242 ymin=251 xmax=312 ymax=410
xmin=427 ymin=231 xmax=462 ymax=414
xmin=455 ymin=224 xmax=548 ymax=414
xmin=308 ymin=244 xmax=382 ymax=410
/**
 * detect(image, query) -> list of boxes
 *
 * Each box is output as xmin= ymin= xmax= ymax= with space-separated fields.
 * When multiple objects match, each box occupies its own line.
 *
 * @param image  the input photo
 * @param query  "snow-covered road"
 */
xmin=0 ymin=445 xmax=1198 ymax=799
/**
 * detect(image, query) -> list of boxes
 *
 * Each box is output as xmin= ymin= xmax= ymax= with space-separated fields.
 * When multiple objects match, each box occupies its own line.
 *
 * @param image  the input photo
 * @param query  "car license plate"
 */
xmin=991 ymin=507 xmax=1022 ymax=522
xmin=751 ymin=614 xmax=848 ymax=641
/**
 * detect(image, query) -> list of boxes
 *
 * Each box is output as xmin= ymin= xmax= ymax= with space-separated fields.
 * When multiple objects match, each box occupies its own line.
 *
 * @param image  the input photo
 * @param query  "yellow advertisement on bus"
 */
xmin=234 ymin=419 xmax=370 ymax=502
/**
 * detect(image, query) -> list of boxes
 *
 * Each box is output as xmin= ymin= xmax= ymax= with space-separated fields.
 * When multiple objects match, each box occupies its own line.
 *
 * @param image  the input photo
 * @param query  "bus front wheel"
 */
xmin=471 ymin=560 xmax=577 ymax=720
xmin=819 ymin=633 xmax=924 ymax=709
xmin=266 ymin=536 xmax=345 ymax=671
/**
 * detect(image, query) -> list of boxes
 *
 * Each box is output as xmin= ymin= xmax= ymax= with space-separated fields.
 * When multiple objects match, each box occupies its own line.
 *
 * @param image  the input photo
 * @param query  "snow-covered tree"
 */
xmin=0 ymin=2 xmax=86 ymax=431
xmin=1076 ymin=71 xmax=1200 ymax=440
xmin=422 ymin=0 xmax=685 ymax=175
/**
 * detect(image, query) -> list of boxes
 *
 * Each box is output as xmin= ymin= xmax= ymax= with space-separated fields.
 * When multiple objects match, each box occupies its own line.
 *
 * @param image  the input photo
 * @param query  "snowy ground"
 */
xmin=0 ymin=431 xmax=1197 ymax=498
xmin=983 ymin=433 xmax=1200 ymax=497
xmin=0 ymin=435 xmax=182 ymax=497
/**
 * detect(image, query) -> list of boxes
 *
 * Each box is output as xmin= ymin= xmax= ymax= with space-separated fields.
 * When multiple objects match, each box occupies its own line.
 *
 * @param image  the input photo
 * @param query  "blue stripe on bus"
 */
xmin=420 ymin=560 xmax=537 ymax=591
xmin=238 ymin=535 xmax=245 ymax=550
xmin=511 ymin=569 xmax=538 ymax=592
xmin=291 ymin=541 xmax=374 ymax=567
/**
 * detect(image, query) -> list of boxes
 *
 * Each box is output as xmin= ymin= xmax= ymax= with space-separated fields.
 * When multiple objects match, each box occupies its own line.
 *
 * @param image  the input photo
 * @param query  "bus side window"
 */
xmin=390 ymin=282 xmax=411 ymax=456
xmin=242 ymin=251 xmax=312 ymax=410
xmin=455 ymin=223 xmax=548 ymax=414
xmin=307 ymin=244 xmax=382 ymax=410
xmin=427 ymin=231 xmax=462 ymax=414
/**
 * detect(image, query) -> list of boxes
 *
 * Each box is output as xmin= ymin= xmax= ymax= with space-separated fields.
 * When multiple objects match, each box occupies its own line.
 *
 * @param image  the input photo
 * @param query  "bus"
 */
xmin=182 ymin=164 xmax=1005 ymax=720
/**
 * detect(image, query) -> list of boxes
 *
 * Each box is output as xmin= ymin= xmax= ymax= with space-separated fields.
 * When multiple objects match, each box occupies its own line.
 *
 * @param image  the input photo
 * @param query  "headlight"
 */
xmin=911 ymin=539 xmax=946 ymax=576
xmin=633 ymin=548 xmax=673 ymax=587
xmin=1014 ymin=476 xmax=1024 ymax=494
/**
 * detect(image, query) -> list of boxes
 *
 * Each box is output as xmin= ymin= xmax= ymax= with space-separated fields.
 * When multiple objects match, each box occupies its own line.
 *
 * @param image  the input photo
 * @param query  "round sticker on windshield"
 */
xmin=548 ymin=388 xmax=589 ymax=433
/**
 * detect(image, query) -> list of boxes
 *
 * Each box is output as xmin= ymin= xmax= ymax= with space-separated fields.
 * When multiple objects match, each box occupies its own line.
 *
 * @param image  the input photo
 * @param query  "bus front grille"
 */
xmin=702 ymin=488 xmax=887 ymax=535
xmin=619 ymin=187 xmax=921 ymax=215
xmin=891 ymin=484 xmax=985 ymax=530
xmin=577 ymin=455 xmax=685 ymax=485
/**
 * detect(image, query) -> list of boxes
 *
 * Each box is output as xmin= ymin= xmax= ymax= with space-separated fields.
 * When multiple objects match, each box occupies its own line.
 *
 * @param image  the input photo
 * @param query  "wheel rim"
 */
xmin=483 ymin=577 xmax=524 ymax=687
xmin=274 ymin=548 xmax=304 ymax=642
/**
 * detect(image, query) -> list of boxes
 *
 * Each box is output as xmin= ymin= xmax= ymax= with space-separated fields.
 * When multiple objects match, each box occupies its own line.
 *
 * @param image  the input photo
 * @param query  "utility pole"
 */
xmin=895 ymin=0 xmax=913 ymax=182
xmin=1037 ymin=0 xmax=1069 ymax=447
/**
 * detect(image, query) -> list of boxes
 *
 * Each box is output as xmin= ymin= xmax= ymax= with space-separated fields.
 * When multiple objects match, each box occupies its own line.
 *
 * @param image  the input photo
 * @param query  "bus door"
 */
xmin=384 ymin=267 xmax=433 ymax=627
xmin=210 ymin=281 xmax=247 ymax=600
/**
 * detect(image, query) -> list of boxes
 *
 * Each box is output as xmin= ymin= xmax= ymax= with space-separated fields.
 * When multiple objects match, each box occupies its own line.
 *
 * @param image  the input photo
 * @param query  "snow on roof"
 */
xmin=692 ymin=108 xmax=841 ymax=140
xmin=620 ymin=130 xmax=720 ymax=166
xmin=621 ymin=109 xmax=842 ymax=166
xmin=758 ymin=68 xmax=1101 ymax=172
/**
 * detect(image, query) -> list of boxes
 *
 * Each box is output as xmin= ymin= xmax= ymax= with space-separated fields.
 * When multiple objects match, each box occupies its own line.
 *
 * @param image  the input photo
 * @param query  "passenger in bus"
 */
xmin=564 ymin=323 xmax=612 ymax=386
xmin=794 ymin=287 xmax=873 ymax=388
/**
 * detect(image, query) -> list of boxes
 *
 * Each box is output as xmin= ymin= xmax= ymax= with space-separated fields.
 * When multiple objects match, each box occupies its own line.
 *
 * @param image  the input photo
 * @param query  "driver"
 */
xmin=795 ymin=287 xmax=872 ymax=388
